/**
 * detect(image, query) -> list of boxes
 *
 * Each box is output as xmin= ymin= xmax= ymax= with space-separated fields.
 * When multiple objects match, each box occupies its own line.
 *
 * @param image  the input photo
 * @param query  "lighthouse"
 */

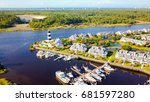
xmin=47 ymin=30 xmax=52 ymax=40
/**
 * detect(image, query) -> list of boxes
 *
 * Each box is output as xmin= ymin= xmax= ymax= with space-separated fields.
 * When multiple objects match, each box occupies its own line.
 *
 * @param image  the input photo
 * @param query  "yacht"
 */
xmin=63 ymin=56 xmax=73 ymax=61
xmin=145 ymin=79 xmax=150 ymax=85
xmin=44 ymin=52 xmax=53 ymax=59
xmin=90 ymin=72 xmax=102 ymax=82
xmin=73 ymin=78 xmax=88 ymax=85
xmin=66 ymin=72 xmax=74 ymax=78
xmin=84 ymin=74 xmax=97 ymax=84
xmin=54 ymin=55 xmax=64 ymax=61
xmin=95 ymin=69 xmax=106 ymax=78
xmin=82 ymin=65 xmax=91 ymax=73
xmin=36 ymin=50 xmax=45 ymax=58
xmin=55 ymin=71 xmax=70 ymax=84
xmin=72 ymin=65 xmax=81 ymax=72
xmin=103 ymin=63 xmax=115 ymax=72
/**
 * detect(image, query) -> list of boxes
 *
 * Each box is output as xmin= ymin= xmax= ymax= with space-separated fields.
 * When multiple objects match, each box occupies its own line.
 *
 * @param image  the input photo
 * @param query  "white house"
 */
xmin=116 ymin=50 xmax=150 ymax=64
xmin=88 ymin=46 xmax=108 ymax=58
xmin=120 ymin=37 xmax=147 ymax=46
xmin=54 ymin=38 xmax=64 ymax=48
xmin=70 ymin=43 xmax=87 ymax=52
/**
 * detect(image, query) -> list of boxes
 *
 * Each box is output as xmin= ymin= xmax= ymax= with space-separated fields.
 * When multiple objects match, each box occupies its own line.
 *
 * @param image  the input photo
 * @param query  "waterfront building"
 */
xmin=141 ymin=36 xmax=150 ymax=41
xmin=70 ymin=43 xmax=87 ymax=52
xmin=69 ymin=33 xmax=92 ymax=41
xmin=88 ymin=46 xmax=108 ymax=58
xmin=54 ymin=38 xmax=64 ymax=48
xmin=69 ymin=34 xmax=78 ymax=41
xmin=120 ymin=37 xmax=147 ymax=46
xmin=116 ymin=50 xmax=150 ymax=65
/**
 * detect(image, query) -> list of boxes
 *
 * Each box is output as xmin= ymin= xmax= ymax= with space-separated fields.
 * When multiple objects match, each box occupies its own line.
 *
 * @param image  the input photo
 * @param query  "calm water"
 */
xmin=0 ymin=24 xmax=150 ymax=85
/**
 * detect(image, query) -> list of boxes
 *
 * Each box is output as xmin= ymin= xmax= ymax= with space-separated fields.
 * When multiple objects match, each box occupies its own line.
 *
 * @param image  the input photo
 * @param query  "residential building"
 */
xmin=88 ymin=46 xmax=108 ymax=57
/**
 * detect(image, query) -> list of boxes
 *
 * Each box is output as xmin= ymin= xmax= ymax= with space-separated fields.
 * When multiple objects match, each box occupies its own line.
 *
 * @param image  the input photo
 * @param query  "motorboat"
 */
xmin=36 ymin=50 xmax=45 ymax=58
xmin=66 ymin=72 xmax=74 ymax=78
xmin=82 ymin=65 xmax=92 ymax=73
xmin=63 ymin=56 xmax=73 ymax=61
xmin=54 ymin=55 xmax=64 ymax=61
xmin=55 ymin=71 xmax=70 ymax=84
xmin=73 ymin=78 xmax=88 ymax=85
xmin=95 ymin=69 xmax=106 ymax=78
xmin=90 ymin=72 xmax=102 ymax=82
xmin=84 ymin=74 xmax=97 ymax=84
xmin=103 ymin=63 xmax=115 ymax=72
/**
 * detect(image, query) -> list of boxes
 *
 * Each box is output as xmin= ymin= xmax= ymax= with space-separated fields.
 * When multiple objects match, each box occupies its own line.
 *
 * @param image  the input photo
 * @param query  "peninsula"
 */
xmin=30 ymin=28 xmax=150 ymax=76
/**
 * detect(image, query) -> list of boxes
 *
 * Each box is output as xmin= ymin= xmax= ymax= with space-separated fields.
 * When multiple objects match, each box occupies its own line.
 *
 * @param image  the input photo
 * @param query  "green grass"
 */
xmin=0 ymin=78 xmax=12 ymax=85
xmin=120 ymin=42 xmax=150 ymax=51
xmin=0 ymin=69 xmax=7 ymax=75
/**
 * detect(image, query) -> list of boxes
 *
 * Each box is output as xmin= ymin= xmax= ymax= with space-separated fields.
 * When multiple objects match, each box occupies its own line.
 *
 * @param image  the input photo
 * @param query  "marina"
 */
xmin=56 ymin=63 xmax=115 ymax=85
xmin=0 ymin=24 xmax=150 ymax=85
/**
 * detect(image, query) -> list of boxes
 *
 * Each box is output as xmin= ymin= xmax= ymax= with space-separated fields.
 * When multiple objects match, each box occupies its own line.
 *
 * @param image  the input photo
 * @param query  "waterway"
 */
xmin=0 ymin=24 xmax=150 ymax=85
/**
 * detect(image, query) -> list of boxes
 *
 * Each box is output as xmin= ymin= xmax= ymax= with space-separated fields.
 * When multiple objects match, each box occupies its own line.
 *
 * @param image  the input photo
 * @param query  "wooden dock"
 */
xmin=71 ymin=67 xmax=83 ymax=76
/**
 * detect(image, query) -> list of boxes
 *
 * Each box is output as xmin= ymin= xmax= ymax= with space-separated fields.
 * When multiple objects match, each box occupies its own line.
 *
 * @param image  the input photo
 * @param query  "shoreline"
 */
xmin=0 ymin=23 xmax=150 ymax=33
xmin=34 ymin=47 xmax=150 ymax=77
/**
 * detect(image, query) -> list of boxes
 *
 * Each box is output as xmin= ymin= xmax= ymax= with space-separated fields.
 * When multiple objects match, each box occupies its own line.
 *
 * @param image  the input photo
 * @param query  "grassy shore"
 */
xmin=0 ymin=78 xmax=12 ymax=85
xmin=34 ymin=46 xmax=150 ymax=76
xmin=0 ymin=23 xmax=139 ymax=33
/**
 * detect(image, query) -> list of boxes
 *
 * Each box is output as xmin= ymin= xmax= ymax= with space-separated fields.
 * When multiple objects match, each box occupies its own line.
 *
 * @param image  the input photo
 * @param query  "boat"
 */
xmin=82 ymin=65 xmax=92 ymax=73
xmin=95 ymin=69 xmax=106 ymax=78
xmin=72 ymin=65 xmax=81 ymax=72
xmin=54 ymin=55 xmax=64 ymax=61
xmin=55 ymin=71 xmax=70 ymax=84
xmin=72 ymin=78 xmax=88 ymax=85
xmin=145 ymin=79 xmax=150 ymax=85
xmin=44 ymin=52 xmax=54 ymax=59
xmin=90 ymin=72 xmax=102 ymax=82
xmin=36 ymin=50 xmax=45 ymax=58
xmin=84 ymin=74 xmax=97 ymax=84
xmin=66 ymin=72 xmax=74 ymax=78
xmin=63 ymin=56 xmax=73 ymax=61
xmin=103 ymin=63 xmax=115 ymax=72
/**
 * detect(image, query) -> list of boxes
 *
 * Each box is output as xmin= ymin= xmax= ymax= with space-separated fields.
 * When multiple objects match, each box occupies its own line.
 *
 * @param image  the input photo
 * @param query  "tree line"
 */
xmin=1 ymin=9 xmax=150 ymax=29
xmin=0 ymin=14 xmax=21 ymax=28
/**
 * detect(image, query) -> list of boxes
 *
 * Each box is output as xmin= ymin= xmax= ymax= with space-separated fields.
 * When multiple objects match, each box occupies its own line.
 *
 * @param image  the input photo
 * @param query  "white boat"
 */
xmin=103 ymin=63 xmax=115 ymax=71
xmin=146 ymin=79 xmax=150 ymax=85
xmin=73 ymin=78 xmax=88 ymax=85
xmin=67 ymin=72 xmax=74 ymax=78
xmin=82 ymin=66 xmax=91 ymax=73
xmin=55 ymin=71 xmax=70 ymax=84
xmin=90 ymin=72 xmax=102 ymax=82
xmin=63 ymin=56 xmax=73 ymax=61
xmin=54 ymin=55 xmax=64 ymax=61
xmin=44 ymin=52 xmax=53 ymax=59
xmin=36 ymin=50 xmax=45 ymax=58
xmin=95 ymin=69 xmax=106 ymax=78
xmin=84 ymin=74 xmax=97 ymax=84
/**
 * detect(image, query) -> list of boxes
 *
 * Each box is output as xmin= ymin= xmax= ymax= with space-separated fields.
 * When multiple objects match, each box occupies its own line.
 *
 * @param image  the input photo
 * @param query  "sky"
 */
xmin=0 ymin=0 xmax=150 ymax=8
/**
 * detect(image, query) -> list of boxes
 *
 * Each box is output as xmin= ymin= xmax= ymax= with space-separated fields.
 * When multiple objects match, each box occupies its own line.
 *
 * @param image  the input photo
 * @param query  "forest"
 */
xmin=0 ymin=9 xmax=150 ymax=29
xmin=0 ymin=14 xmax=21 ymax=28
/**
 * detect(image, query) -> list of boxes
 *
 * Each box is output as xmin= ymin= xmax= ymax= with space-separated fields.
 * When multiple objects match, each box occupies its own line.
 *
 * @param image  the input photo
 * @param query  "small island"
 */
xmin=30 ymin=28 xmax=150 ymax=75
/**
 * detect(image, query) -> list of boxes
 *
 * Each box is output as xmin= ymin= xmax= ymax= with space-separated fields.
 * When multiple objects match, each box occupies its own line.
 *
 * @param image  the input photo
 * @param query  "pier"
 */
xmin=71 ymin=67 xmax=83 ymax=76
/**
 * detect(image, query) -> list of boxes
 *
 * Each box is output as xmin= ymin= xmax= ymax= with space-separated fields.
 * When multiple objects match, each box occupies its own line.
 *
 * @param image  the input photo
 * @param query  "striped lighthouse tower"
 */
xmin=47 ymin=30 xmax=52 ymax=40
